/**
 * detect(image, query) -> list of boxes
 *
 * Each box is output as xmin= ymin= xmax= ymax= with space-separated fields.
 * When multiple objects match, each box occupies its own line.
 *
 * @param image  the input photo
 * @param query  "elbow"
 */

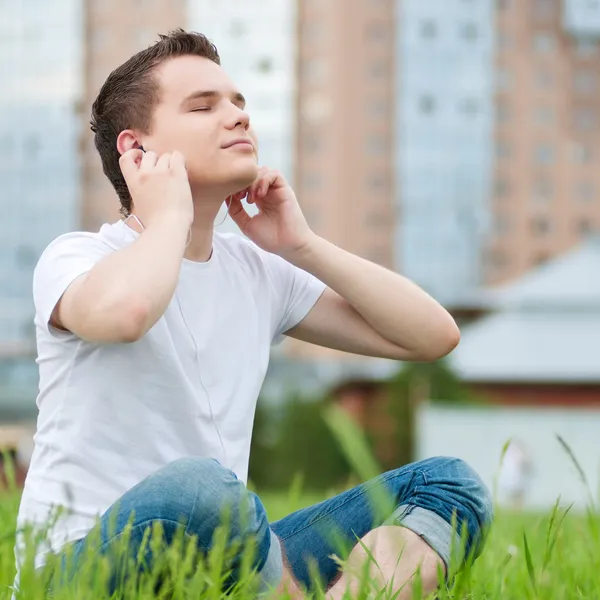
xmin=440 ymin=320 xmax=461 ymax=356
xmin=117 ymin=300 xmax=151 ymax=343
xmin=415 ymin=318 xmax=461 ymax=362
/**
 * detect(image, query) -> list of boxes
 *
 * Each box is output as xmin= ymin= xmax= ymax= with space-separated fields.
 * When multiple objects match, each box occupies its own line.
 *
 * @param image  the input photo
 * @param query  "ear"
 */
xmin=116 ymin=130 xmax=143 ymax=156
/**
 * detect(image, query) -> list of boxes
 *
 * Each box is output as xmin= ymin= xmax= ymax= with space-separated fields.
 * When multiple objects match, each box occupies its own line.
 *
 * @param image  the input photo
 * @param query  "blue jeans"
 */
xmin=54 ymin=456 xmax=492 ymax=594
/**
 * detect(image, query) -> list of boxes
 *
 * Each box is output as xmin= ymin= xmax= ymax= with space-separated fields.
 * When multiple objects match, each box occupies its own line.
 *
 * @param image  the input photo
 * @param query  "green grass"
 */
xmin=1 ymin=408 xmax=598 ymax=598
xmin=0 ymin=489 xmax=599 ymax=599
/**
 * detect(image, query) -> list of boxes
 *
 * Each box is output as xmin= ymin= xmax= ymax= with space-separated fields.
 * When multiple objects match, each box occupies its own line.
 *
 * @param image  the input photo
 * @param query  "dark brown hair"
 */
xmin=90 ymin=29 xmax=221 ymax=216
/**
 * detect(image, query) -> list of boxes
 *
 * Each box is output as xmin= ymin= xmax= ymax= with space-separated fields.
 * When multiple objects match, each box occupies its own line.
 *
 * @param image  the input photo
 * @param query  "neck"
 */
xmin=125 ymin=189 xmax=233 ymax=263
xmin=185 ymin=197 xmax=224 ymax=262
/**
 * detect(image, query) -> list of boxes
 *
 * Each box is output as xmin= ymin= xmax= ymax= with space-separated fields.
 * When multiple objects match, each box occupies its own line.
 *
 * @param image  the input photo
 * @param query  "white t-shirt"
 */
xmin=15 ymin=219 xmax=326 ymax=570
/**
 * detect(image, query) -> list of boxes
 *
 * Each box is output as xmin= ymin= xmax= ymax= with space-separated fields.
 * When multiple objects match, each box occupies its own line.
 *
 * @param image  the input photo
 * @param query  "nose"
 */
xmin=226 ymin=103 xmax=250 ymax=131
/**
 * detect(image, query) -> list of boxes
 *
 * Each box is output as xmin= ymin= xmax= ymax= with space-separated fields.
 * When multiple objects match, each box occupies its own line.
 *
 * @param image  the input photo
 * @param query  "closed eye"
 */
xmin=191 ymin=107 xmax=211 ymax=112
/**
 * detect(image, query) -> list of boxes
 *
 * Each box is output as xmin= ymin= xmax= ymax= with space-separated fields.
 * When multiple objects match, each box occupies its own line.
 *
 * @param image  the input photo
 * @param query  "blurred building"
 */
xmin=489 ymin=0 xmax=600 ymax=285
xmin=395 ymin=0 xmax=495 ymax=306
xmin=450 ymin=235 xmax=600 ymax=405
xmin=2 ymin=0 xmax=600 ymax=414
xmin=187 ymin=0 xmax=297 ymax=235
xmin=81 ymin=0 xmax=187 ymax=231
xmin=0 ymin=0 xmax=85 ymax=410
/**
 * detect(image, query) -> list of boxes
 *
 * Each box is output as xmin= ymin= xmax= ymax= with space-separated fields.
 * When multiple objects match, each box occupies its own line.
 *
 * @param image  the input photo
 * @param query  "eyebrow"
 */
xmin=181 ymin=90 xmax=246 ymax=109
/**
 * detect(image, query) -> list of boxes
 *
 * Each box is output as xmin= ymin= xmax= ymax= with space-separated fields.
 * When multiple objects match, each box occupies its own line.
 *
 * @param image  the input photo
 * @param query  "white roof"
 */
xmin=478 ymin=236 xmax=600 ymax=310
xmin=452 ymin=237 xmax=600 ymax=383
xmin=450 ymin=310 xmax=600 ymax=383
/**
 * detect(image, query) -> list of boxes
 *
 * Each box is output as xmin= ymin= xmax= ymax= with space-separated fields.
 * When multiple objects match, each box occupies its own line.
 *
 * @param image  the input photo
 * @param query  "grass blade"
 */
xmin=523 ymin=532 xmax=537 ymax=594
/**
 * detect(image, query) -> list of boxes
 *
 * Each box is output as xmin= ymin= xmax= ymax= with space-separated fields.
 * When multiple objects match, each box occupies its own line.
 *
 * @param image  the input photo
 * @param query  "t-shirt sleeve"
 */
xmin=259 ymin=249 xmax=327 ymax=346
xmin=33 ymin=233 xmax=114 ymax=337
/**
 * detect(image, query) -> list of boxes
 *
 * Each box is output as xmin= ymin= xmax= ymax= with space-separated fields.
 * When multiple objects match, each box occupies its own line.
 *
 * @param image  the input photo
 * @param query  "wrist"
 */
xmin=144 ymin=208 xmax=192 ymax=232
xmin=280 ymin=233 xmax=326 ymax=269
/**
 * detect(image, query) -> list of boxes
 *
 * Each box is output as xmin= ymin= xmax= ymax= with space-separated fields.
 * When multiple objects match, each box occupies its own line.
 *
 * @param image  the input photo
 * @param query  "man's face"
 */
xmin=145 ymin=55 xmax=258 ymax=195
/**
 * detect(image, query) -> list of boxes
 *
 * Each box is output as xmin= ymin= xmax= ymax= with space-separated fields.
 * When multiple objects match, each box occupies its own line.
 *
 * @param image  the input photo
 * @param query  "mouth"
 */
xmin=222 ymin=139 xmax=255 ymax=150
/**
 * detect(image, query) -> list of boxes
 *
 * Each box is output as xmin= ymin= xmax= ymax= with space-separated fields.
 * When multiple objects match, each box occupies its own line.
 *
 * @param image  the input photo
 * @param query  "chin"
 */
xmin=230 ymin=160 xmax=259 ymax=188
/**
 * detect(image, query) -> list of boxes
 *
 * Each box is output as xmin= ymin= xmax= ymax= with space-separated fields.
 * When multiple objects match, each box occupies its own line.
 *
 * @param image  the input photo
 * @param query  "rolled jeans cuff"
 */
xmin=384 ymin=504 xmax=461 ymax=574
xmin=257 ymin=530 xmax=283 ymax=594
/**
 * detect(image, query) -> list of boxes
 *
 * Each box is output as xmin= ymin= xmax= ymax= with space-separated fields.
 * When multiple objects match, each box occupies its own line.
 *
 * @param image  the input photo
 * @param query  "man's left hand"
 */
xmin=227 ymin=167 xmax=315 ymax=258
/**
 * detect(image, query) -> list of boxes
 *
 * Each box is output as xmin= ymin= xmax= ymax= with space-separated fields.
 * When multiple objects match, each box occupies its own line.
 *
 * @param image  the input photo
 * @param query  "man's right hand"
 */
xmin=49 ymin=149 xmax=195 ymax=344
xmin=119 ymin=149 xmax=194 ymax=228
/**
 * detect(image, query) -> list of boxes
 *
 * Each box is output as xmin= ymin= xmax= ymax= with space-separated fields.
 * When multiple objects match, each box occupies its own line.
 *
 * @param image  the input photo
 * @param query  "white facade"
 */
xmin=0 ymin=0 xmax=84 ymax=403
xmin=418 ymin=404 xmax=600 ymax=511
xmin=0 ymin=0 xmax=83 ymax=343
xmin=395 ymin=0 xmax=495 ymax=305
xmin=564 ymin=0 xmax=600 ymax=37
xmin=186 ymin=1 xmax=297 ymax=235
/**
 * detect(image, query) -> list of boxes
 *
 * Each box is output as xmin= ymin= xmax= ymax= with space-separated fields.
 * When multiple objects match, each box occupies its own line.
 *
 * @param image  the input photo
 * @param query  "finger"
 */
xmin=140 ymin=150 xmax=158 ymax=172
xmin=248 ymin=170 xmax=268 ymax=203
xmin=258 ymin=171 xmax=278 ymax=197
xmin=156 ymin=153 xmax=171 ymax=172
xmin=230 ymin=190 xmax=247 ymax=204
xmin=227 ymin=194 xmax=252 ymax=232
xmin=169 ymin=151 xmax=187 ymax=174
xmin=119 ymin=149 xmax=144 ymax=181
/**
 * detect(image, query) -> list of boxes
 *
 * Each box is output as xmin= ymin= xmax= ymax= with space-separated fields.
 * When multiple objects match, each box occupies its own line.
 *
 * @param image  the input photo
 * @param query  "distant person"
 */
xmin=14 ymin=30 xmax=492 ymax=599
xmin=499 ymin=439 xmax=533 ymax=511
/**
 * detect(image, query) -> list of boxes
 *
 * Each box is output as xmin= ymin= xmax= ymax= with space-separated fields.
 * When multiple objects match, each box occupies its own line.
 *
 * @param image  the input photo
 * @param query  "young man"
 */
xmin=15 ymin=30 xmax=492 ymax=599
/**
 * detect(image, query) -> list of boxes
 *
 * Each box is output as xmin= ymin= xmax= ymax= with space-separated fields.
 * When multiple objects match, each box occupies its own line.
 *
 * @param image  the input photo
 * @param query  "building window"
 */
xmin=229 ymin=21 xmax=246 ymax=38
xmin=533 ymin=0 xmax=555 ymax=21
xmin=16 ymin=245 xmax=37 ymax=268
xmin=535 ymin=144 xmax=555 ymax=165
xmin=459 ymin=98 xmax=479 ymax=116
xmin=576 ymin=181 xmax=596 ymax=203
xmin=366 ymin=174 xmax=388 ymax=190
xmin=495 ymin=179 xmax=510 ymax=198
xmin=533 ymin=33 xmax=556 ymax=55
xmin=497 ymin=101 xmax=511 ymax=123
xmin=496 ymin=68 xmax=513 ymax=91
xmin=534 ymin=252 xmax=551 ymax=266
xmin=578 ymin=219 xmax=594 ymax=235
xmin=570 ymin=143 xmax=593 ymax=164
xmin=303 ymin=172 xmax=323 ymax=191
xmin=573 ymin=70 xmax=597 ymax=95
xmin=135 ymin=28 xmax=156 ymax=48
xmin=533 ymin=180 xmax=553 ymax=203
xmin=303 ymin=59 xmax=328 ymax=85
xmin=24 ymin=135 xmax=40 ymax=159
xmin=366 ymin=213 xmax=389 ymax=227
xmin=420 ymin=20 xmax=437 ymax=39
xmin=487 ymin=250 xmax=509 ymax=271
xmin=0 ymin=135 xmax=14 ymax=154
xmin=531 ymin=216 xmax=552 ymax=235
xmin=368 ymin=97 xmax=388 ymax=118
xmin=304 ymin=134 xmax=322 ymax=154
xmin=92 ymin=28 xmax=108 ymax=52
xmin=366 ymin=135 xmax=387 ymax=156
xmin=496 ymin=140 xmax=511 ymax=159
xmin=576 ymin=40 xmax=598 ymax=59
xmin=535 ymin=106 xmax=555 ymax=126
xmin=303 ymin=22 xmax=325 ymax=42
xmin=497 ymin=31 xmax=512 ymax=51
xmin=460 ymin=22 xmax=479 ymax=41
xmin=369 ymin=60 xmax=388 ymax=78
xmin=419 ymin=95 xmax=436 ymax=114
xmin=494 ymin=215 xmax=511 ymax=235
xmin=573 ymin=108 xmax=596 ymax=132
xmin=256 ymin=58 xmax=273 ymax=74
xmin=366 ymin=22 xmax=387 ymax=43
xmin=535 ymin=69 xmax=554 ymax=90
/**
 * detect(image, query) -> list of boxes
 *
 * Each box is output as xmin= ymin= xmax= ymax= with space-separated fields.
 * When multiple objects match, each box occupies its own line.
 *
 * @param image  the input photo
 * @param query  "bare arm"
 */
xmin=53 ymin=150 xmax=193 ymax=343
xmin=285 ymin=236 xmax=460 ymax=362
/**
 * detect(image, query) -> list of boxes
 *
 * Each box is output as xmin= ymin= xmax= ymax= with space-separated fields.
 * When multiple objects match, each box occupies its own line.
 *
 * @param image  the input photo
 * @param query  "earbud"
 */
xmin=139 ymin=145 xmax=146 ymax=153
